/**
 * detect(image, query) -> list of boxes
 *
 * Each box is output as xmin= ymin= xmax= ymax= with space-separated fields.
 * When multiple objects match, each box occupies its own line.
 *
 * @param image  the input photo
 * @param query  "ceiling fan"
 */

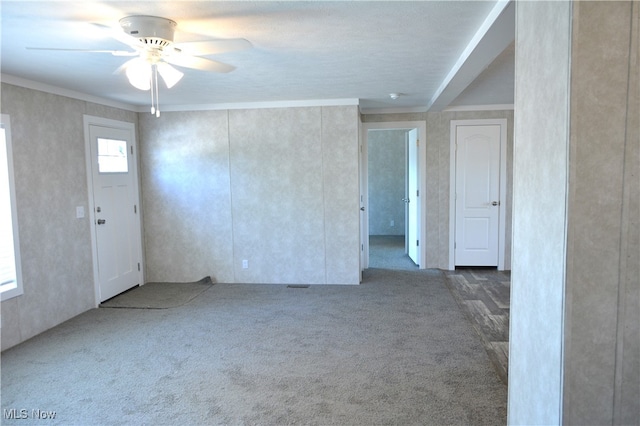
xmin=28 ymin=15 xmax=252 ymax=116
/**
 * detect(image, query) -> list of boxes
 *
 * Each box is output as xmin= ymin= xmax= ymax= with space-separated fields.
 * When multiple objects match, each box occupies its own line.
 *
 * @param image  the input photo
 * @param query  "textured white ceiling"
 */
xmin=0 ymin=1 xmax=514 ymax=112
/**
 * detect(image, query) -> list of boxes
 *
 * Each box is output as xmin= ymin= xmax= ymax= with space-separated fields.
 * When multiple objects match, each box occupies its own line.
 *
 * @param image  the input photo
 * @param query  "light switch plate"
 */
xmin=76 ymin=206 xmax=84 ymax=218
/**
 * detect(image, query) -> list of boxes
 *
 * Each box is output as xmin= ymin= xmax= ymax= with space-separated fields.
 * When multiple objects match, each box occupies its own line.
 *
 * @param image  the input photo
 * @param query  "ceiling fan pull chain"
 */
xmin=150 ymin=65 xmax=156 ymax=116
xmin=154 ymin=65 xmax=160 ymax=117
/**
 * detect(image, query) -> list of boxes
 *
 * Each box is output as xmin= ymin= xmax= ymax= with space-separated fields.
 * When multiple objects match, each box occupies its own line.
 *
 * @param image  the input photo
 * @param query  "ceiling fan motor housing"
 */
xmin=119 ymin=15 xmax=176 ymax=48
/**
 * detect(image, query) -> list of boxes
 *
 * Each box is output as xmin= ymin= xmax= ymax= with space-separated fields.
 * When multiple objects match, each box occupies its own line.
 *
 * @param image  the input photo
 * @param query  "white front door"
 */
xmin=85 ymin=117 xmax=142 ymax=302
xmin=454 ymin=124 xmax=501 ymax=266
xmin=406 ymin=129 xmax=419 ymax=265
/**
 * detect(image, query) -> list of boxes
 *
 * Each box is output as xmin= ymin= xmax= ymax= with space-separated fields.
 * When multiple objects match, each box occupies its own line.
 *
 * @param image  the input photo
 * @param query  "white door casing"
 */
xmin=359 ymin=121 xmax=368 ymax=276
xmin=406 ymin=128 xmax=419 ymax=265
xmin=449 ymin=119 xmax=507 ymax=269
xmin=84 ymin=116 xmax=143 ymax=303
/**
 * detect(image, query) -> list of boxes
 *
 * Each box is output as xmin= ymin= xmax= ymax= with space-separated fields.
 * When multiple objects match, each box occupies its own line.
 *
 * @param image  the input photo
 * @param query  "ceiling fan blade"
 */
xmin=113 ymin=57 xmax=138 ymax=75
xmin=173 ymin=39 xmax=252 ymax=56
xmin=26 ymin=47 xmax=137 ymax=56
xmin=164 ymin=55 xmax=235 ymax=73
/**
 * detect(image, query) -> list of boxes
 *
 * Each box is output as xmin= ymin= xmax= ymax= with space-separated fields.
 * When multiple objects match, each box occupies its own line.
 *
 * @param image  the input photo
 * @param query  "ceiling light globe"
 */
xmin=126 ymin=59 xmax=151 ymax=90
xmin=157 ymin=62 xmax=184 ymax=88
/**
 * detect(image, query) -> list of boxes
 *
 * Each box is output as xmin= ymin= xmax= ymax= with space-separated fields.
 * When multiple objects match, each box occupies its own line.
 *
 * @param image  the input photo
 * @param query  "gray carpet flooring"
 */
xmin=368 ymin=236 xmax=511 ymax=383
xmin=1 ymin=268 xmax=507 ymax=425
xmin=368 ymin=235 xmax=419 ymax=271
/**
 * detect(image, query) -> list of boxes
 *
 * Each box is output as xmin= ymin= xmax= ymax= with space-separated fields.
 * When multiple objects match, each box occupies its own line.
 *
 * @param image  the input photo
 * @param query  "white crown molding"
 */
xmin=358 ymin=103 xmax=514 ymax=115
xmin=3 ymin=74 xmax=511 ymax=114
xmin=150 ymin=98 xmax=361 ymax=113
xmin=1 ymin=74 xmax=138 ymax=112
xmin=2 ymin=74 xmax=360 ymax=113
xmin=359 ymin=106 xmax=428 ymax=115
xmin=443 ymin=104 xmax=514 ymax=112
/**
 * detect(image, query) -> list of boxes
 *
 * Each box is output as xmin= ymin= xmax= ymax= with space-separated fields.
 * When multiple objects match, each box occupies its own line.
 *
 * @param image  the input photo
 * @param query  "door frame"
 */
xmin=361 ymin=120 xmax=427 ymax=269
xmin=449 ymin=118 xmax=507 ymax=270
xmin=83 ymin=115 xmax=144 ymax=306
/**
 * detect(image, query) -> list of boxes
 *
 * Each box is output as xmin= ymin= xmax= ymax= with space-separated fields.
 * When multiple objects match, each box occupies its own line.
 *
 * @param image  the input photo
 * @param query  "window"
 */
xmin=97 ymin=138 xmax=128 ymax=173
xmin=1 ymin=114 xmax=23 ymax=301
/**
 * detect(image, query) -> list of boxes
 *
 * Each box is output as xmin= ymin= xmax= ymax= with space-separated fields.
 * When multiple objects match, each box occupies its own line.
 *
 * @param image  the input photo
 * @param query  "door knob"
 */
xmin=402 ymin=198 xmax=410 ymax=203
xmin=360 ymin=207 xmax=365 ymax=211
xmin=97 ymin=219 xmax=106 ymax=225
xmin=491 ymin=201 xmax=500 ymax=206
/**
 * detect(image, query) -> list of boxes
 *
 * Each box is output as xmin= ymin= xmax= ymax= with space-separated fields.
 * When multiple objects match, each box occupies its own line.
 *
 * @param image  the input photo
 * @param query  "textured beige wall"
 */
xmin=563 ymin=1 xmax=639 ymax=423
xmin=0 ymin=83 xmax=138 ymax=351
xmin=140 ymin=106 xmax=360 ymax=285
xmin=321 ymin=106 xmax=361 ymax=284
xmin=510 ymin=1 xmax=639 ymax=424
xmin=229 ymin=107 xmax=326 ymax=284
xmin=509 ymin=1 xmax=572 ymax=423
xmin=618 ymin=5 xmax=639 ymax=419
xmin=362 ymin=109 xmax=513 ymax=269
xmin=139 ymin=110 xmax=234 ymax=283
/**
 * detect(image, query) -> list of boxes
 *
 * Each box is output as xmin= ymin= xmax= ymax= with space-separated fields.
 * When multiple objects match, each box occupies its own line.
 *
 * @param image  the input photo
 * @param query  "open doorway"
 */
xmin=367 ymin=129 xmax=416 ymax=270
xmin=361 ymin=121 xmax=426 ymax=271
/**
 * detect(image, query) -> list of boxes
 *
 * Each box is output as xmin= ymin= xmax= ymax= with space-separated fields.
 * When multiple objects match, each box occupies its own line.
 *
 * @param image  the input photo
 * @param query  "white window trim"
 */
xmin=1 ymin=114 xmax=24 ymax=301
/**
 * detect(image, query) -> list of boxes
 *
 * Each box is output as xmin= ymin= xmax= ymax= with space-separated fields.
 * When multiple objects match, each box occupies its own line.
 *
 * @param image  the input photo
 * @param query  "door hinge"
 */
xmin=361 ymin=244 xmax=364 ymax=251
xmin=416 ymin=190 xmax=419 ymax=197
xmin=134 ymin=204 xmax=137 ymax=214
xmin=416 ymin=240 xmax=419 ymax=246
xmin=137 ymin=263 xmax=141 ymax=271
xmin=130 ymin=145 xmax=133 ymax=155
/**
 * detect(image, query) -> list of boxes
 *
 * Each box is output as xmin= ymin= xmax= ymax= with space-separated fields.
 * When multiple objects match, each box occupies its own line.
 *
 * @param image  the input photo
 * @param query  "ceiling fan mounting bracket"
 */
xmin=119 ymin=15 xmax=176 ymax=49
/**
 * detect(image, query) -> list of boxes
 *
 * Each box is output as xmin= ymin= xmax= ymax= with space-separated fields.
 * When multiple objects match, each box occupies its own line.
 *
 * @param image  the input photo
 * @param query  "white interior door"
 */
xmin=85 ymin=118 xmax=142 ymax=302
xmin=454 ymin=124 xmax=501 ymax=266
xmin=407 ymin=129 xmax=419 ymax=265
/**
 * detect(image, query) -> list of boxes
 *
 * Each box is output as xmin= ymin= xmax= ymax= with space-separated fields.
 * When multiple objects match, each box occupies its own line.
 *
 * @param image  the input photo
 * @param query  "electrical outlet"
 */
xmin=242 ymin=259 xmax=249 ymax=269
xmin=76 ymin=206 xmax=85 ymax=219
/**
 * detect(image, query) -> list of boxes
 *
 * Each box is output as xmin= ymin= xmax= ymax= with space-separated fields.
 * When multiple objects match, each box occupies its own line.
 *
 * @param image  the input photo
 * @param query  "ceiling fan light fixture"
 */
xmin=29 ymin=14 xmax=250 ymax=117
xmin=157 ymin=62 xmax=184 ymax=88
xmin=125 ymin=58 xmax=151 ymax=90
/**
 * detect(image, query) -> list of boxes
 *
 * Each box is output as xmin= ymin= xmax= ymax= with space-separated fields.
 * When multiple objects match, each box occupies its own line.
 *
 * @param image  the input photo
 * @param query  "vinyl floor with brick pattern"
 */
xmin=443 ymin=268 xmax=510 ymax=384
